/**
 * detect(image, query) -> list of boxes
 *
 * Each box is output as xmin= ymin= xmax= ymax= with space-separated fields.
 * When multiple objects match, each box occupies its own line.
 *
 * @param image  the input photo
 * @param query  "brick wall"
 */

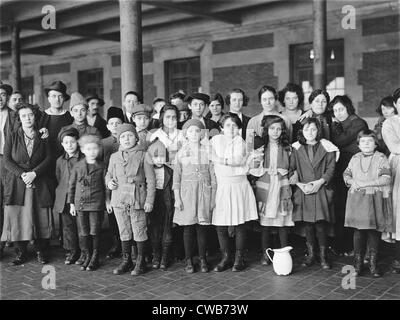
xmin=210 ymin=63 xmax=278 ymax=117
xmin=358 ymin=49 xmax=400 ymax=117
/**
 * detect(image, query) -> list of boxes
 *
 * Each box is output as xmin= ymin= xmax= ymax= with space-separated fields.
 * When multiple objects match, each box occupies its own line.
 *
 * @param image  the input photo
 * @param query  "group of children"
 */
xmin=6 ymin=85 xmax=395 ymax=281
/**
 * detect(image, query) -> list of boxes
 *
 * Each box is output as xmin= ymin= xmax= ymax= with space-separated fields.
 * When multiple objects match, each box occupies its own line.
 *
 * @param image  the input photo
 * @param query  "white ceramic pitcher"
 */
xmin=266 ymin=246 xmax=293 ymax=276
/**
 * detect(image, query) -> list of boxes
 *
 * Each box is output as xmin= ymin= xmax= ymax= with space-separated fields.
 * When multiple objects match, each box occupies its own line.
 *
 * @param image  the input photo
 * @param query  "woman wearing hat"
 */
xmin=1 ymin=102 xmax=53 ymax=265
xmin=86 ymin=94 xmax=109 ymax=138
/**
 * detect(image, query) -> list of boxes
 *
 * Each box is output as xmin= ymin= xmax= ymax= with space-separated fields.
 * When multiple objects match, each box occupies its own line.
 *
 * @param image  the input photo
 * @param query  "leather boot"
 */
xmin=200 ymin=257 xmax=209 ymax=273
xmin=0 ymin=242 xmax=4 ymax=260
xmin=152 ymin=248 xmax=161 ymax=270
xmin=80 ymin=250 xmax=91 ymax=270
xmin=302 ymin=242 xmax=316 ymax=267
xmin=106 ymin=236 xmax=121 ymax=259
xmin=392 ymin=260 xmax=400 ymax=274
xmin=65 ymin=250 xmax=80 ymax=265
xmin=369 ymin=252 xmax=380 ymax=278
xmin=260 ymin=249 xmax=271 ymax=266
xmin=131 ymin=241 xmax=146 ymax=276
xmin=36 ymin=251 xmax=48 ymax=264
xmin=214 ymin=251 xmax=232 ymax=272
xmin=131 ymin=243 xmax=138 ymax=267
xmin=232 ymin=250 xmax=246 ymax=272
xmin=184 ymin=257 xmax=194 ymax=274
xmin=11 ymin=242 xmax=27 ymax=266
xmin=319 ymin=246 xmax=330 ymax=270
xmin=354 ymin=254 xmax=363 ymax=276
xmin=76 ymin=236 xmax=88 ymax=265
xmin=86 ymin=250 xmax=99 ymax=271
xmin=160 ymin=244 xmax=171 ymax=270
xmin=113 ymin=241 xmax=133 ymax=275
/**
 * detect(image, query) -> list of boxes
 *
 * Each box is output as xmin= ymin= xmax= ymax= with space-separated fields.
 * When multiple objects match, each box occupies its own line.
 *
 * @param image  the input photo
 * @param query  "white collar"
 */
xmin=45 ymin=108 xmax=67 ymax=116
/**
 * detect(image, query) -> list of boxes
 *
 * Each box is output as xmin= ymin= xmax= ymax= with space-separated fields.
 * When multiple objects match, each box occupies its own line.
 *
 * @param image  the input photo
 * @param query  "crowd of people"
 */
xmin=0 ymin=79 xmax=399 ymax=279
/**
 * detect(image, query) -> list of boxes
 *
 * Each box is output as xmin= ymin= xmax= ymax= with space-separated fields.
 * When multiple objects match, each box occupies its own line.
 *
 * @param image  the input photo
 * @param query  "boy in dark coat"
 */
xmin=55 ymin=127 xmax=84 ymax=265
xmin=147 ymin=140 xmax=175 ymax=270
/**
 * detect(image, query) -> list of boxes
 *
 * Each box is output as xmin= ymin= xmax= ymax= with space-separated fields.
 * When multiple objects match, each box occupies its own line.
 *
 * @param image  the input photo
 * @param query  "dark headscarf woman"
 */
xmin=329 ymin=95 xmax=368 ymax=256
xmin=1 ymin=102 xmax=53 ymax=265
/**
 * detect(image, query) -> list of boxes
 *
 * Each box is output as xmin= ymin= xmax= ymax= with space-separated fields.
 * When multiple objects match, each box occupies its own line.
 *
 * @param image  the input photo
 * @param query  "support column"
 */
xmin=119 ymin=0 xmax=143 ymax=102
xmin=11 ymin=24 xmax=21 ymax=91
xmin=313 ymin=0 xmax=327 ymax=90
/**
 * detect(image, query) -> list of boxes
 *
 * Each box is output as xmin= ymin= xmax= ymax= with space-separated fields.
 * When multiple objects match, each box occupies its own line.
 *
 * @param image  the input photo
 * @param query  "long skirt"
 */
xmin=387 ymin=154 xmax=400 ymax=241
xmin=1 ymin=188 xmax=53 ymax=242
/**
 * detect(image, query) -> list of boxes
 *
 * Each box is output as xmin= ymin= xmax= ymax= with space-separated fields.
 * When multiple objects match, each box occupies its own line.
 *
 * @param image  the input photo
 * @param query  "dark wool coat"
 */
xmin=54 ymin=151 xmax=85 ymax=213
xmin=68 ymin=159 xmax=107 ymax=211
xmin=290 ymin=141 xmax=336 ymax=223
xmin=3 ymin=127 xmax=53 ymax=207
xmin=92 ymin=115 xmax=110 ymax=139
xmin=152 ymin=164 xmax=175 ymax=225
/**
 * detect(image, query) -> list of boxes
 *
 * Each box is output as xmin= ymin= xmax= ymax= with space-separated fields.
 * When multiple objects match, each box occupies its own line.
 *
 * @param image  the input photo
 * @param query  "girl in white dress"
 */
xmin=211 ymin=113 xmax=258 ymax=272
xmin=249 ymin=115 xmax=294 ymax=266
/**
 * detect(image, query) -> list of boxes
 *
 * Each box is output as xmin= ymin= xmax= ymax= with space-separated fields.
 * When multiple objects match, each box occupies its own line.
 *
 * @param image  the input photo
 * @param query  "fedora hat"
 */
xmin=86 ymin=93 xmax=105 ymax=107
xmin=0 ymin=82 xmax=13 ymax=96
xmin=44 ymin=80 xmax=70 ymax=101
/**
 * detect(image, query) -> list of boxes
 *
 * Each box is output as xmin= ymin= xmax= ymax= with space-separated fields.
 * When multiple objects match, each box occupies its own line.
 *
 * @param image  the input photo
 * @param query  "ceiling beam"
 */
xmin=142 ymin=0 xmax=242 ymax=24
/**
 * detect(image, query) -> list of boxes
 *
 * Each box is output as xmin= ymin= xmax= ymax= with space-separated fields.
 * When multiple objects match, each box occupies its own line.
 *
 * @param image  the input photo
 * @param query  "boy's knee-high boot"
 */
xmin=131 ymin=241 xmax=146 ymax=276
xmin=113 ymin=240 xmax=133 ymax=275
xmin=214 ymin=232 xmax=232 ymax=272
xmin=160 ymin=243 xmax=171 ymax=270
xmin=131 ymin=242 xmax=138 ymax=266
xmin=76 ymin=236 xmax=88 ymax=265
xmin=319 ymin=246 xmax=330 ymax=270
xmin=369 ymin=250 xmax=380 ymax=278
xmin=80 ymin=236 xmax=91 ymax=271
xmin=232 ymin=250 xmax=246 ymax=272
xmin=86 ymin=236 xmax=100 ymax=271
xmin=152 ymin=241 xmax=161 ymax=270
xmin=302 ymin=242 xmax=316 ymax=267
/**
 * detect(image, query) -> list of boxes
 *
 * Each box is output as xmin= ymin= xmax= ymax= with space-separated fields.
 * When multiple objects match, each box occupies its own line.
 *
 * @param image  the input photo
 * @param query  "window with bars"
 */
xmin=165 ymin=57 xmax=201 ymax=98
xmin=290 ymin=39 xmax=344 ymax=109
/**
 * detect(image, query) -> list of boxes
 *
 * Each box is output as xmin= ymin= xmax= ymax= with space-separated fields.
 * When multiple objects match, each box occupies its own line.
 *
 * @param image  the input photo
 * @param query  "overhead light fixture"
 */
xmin=309 ymin=49 xmax=314 ymax=60
xmin=330 ymin=49 xmax=335 ymax=60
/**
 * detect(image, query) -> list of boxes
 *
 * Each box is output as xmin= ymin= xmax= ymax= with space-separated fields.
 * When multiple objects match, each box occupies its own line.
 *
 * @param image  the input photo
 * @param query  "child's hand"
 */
xmin=144 ymin=203 xmax=153 ymax=213
xmin=107 ymin=179 xmax=118 ymax=190
xmin=306 ymin=179 xmax=325 ymax=194
xmin=39 ymin=128 xmax=49 ymax=139
xmin=106 ymin=202 xmax=113 ymax=214
xmin=70 ymin=204 xmax=76 ymax=216
xmin=174 ymin=198 xmax=183 ymax=211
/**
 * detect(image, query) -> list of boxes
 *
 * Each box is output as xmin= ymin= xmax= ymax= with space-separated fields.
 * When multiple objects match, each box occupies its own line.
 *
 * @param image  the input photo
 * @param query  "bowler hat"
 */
xmin=86 ymin=94 xmax=105 ymax=107
xmin=44 ymin=80 xmax=70 ymax=101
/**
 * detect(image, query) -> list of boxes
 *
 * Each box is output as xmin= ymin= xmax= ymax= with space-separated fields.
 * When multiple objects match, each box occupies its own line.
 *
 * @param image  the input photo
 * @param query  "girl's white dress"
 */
xmin=211 ymin=134 xmax=258 ymax=226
